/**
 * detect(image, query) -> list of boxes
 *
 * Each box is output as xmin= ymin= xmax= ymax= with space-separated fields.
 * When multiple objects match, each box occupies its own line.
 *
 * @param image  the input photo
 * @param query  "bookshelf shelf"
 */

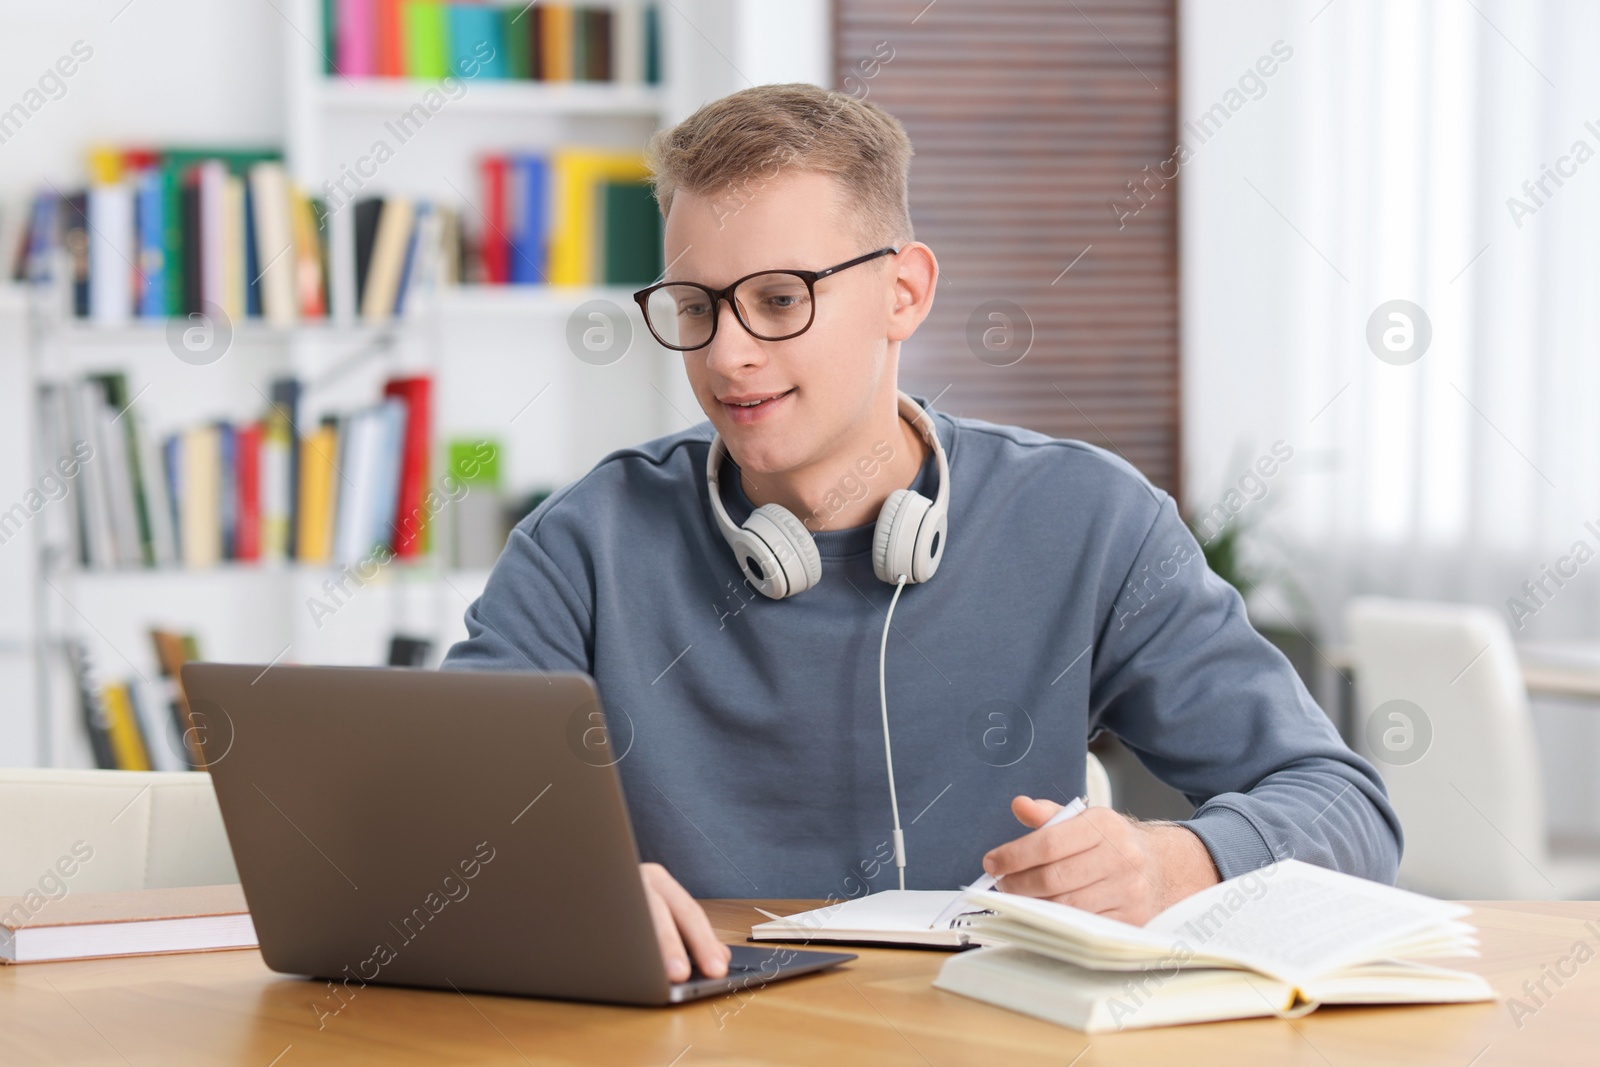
xmin=313 ymin=80 xmax=667 ymax=118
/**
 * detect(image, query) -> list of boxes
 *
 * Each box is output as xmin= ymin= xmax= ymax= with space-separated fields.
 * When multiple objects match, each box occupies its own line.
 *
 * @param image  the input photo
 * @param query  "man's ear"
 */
xmin=886 ymin=242 xmax=938 ymax=343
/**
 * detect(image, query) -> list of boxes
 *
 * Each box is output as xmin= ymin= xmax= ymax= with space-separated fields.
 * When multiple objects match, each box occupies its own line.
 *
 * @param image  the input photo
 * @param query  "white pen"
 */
xmin=931 ymin=795 xmax=1089 ymax=929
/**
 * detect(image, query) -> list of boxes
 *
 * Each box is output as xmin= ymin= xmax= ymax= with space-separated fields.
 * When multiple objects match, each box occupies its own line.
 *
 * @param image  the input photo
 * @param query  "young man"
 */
xmin=444 ymin=84 xmax=1400 ymax=983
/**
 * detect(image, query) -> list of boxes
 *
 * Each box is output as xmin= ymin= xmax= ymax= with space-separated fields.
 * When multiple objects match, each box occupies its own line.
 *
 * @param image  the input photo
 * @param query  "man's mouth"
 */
xmin=720 ymin=388 xmax=796 ymax=411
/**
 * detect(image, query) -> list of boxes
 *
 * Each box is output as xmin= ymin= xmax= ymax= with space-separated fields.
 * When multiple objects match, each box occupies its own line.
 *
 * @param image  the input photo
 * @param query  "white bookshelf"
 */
xmin=2 ymin=0 xmax=827 ymax=768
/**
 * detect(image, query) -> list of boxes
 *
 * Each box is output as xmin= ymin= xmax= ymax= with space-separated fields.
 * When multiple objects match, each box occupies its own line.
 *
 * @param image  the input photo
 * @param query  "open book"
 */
xmin=750 ymin=891 xmax=980 ymax=949
xmin=933 ymin=859 xmax=1495 ymax=1031
xmin=0 ymin=884 xmax=257 ymax=964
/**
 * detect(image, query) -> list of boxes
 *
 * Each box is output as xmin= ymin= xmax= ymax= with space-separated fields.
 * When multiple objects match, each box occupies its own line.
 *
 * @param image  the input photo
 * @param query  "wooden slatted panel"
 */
xmin=835 ymin=0 xmax=1180 ymax=493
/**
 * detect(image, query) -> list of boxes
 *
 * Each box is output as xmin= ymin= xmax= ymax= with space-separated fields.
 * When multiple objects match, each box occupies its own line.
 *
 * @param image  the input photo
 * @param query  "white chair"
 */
xmin=1346 ymin=597 xmax=1600 ymax=899
xmin=0 ymin=768 xmax=238 ymax=896
xmin=1085 ymin=751 xmax=1112 ymax=809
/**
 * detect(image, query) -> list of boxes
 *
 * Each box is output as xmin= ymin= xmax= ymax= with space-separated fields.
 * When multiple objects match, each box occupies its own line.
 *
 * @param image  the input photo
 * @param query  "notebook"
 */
xmin=933 ymin=859 xmax=1495 ymax=1032
xmin=750 ymin=890 xmax=984 ymax=949
xmin=0 ymin=884 xmax=257 ymax=964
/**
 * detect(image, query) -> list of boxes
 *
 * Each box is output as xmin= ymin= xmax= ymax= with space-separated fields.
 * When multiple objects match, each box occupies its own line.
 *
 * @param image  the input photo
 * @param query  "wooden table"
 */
xmin=2 ymin=899 xmax=1596 ymax=1066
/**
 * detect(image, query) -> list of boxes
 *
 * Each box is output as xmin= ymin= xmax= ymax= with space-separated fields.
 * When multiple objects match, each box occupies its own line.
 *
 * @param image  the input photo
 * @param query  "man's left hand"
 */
xmin=981 ymin=796 xmax=1222 ymax=925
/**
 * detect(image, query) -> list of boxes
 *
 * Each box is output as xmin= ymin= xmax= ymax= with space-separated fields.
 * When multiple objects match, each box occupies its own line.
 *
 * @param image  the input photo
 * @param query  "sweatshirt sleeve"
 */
xmin=441 ymin=524 xmax=594 ymax=674
xmin=1087 ymin=494 xmax=1402 ymax=883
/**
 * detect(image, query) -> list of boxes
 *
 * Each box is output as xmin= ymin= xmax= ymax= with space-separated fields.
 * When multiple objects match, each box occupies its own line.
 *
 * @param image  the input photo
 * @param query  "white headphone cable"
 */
xmin=880 ymin=573 xmax=910 ymax=890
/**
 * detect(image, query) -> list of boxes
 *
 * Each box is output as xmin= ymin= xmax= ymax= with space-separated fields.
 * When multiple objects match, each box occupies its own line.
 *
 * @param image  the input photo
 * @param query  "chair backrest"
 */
xmin=0 ymin=768 xmax=238 ymax=897
xmin=1084 ymin=751 xmax=1112 ymax=809
xmin=1345 ymin=597 xmax=1547 ymax=898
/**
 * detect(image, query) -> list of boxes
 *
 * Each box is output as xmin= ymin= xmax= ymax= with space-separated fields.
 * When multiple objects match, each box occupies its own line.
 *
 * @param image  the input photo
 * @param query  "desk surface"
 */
xmin=2 ymin=898 xmax=1595 ymax=1067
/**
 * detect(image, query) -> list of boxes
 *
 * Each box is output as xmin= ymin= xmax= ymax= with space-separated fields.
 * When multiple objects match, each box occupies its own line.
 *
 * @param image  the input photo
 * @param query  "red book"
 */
xmin=383 ymin=376 xmax=432 ymax=557
xmin=376 ymin=0 xmax=406 ymax=78
xmin=235 ymin=421 xmax=262 ymax=561
xmin=479 ymin=156 xmax=509 ymax=284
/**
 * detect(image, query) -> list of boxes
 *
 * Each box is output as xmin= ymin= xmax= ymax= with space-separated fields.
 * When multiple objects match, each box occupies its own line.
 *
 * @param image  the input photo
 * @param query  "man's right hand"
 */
xmin=640 ymin=862 xmax=730 ymax=982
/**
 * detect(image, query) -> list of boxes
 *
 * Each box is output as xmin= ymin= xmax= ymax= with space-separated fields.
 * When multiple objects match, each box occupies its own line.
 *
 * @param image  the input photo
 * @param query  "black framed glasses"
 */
xmin=633 ymin=247 xmax=898 ymax=352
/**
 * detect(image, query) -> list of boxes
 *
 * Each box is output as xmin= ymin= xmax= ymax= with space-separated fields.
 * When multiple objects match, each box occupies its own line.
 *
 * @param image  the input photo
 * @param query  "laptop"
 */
xmin=180 ymin=663 xmax=855 ymax=1005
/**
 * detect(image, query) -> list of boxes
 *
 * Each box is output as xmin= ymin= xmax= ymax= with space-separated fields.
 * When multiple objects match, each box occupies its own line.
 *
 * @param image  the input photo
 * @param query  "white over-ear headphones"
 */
xmin=706 ymin=391 xmax=951 ymax=599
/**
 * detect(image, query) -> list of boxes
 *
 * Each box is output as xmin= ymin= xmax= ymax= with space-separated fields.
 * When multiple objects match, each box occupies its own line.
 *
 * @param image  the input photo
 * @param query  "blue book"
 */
xmin=134 ymin=172 xmax=166 ymax=317
xmin=508 ymin=155 xmax=547 ymax=285
xmin=449 ymin=6 xmax=506 ymax=79
xmin=369 ymin=397 xmax=406 ymax=551
xmin=216 ymin=422 xmax=237 ymax=561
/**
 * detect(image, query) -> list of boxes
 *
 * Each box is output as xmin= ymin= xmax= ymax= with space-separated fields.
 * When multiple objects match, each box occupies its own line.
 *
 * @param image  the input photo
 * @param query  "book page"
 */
xmin=753 ymin=890 xmax=961 ymax=933
xmin=1147 ymin=860 xmax=1469 ymax=983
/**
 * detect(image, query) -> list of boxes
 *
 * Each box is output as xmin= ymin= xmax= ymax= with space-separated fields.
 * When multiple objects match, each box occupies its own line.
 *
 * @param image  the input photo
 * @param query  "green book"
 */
xmin=404 ymin=0 xmax=449 ymax=79
xmin=600 ymin=181 xmax=663 ymax=285
xmin=502 ymin=6 xmax=531 ymax=79
xmin=571 ymin=4 xmax=589 ymax=81
xmin=322 ymin=0 xmax=336 ymax=74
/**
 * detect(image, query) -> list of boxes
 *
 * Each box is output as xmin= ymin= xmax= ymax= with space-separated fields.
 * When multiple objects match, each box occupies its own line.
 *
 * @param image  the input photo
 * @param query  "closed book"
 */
xmin=259 ymin=416 xmax=291 ymax=562
xmin=507 ymin=154 xmax=548 ymax=284
xmin=503 ymin=4 xmax=531 ymax=78
xmin=586 ymin=8 xmax=612 ymax=81
xmin=402 ymin=0 xmax=448 ymax=79
xmin=392 ymin=201 xmax=427 ymax=315
xmin=478 ymin=157 xmax=509 ymax=284
xmin=197 ymin=161 xmax=228 ymax=313
xmin=548 ymin=149 xmax=647 ymax=285
xmin=242 ymin=176 xmax=261 ymax=318
xmin=336 ymin=0 xmax=375 ymax=76
xmin=135 ymin=414 xmax=179 ymax=567
xmin=83 ymin=376 xmax=143 ymax=568
xmin=90 ymin=371 xmax=157 ymax=567
xmin=0 ymin=884 xmax=256 ymax=965
xmin=180 ymin=424 xmax=222 ymax=568
xmin=235 ymin=421 xmax=262 ymax=561
xmin=448 ymin=4 xmax=502 ymax=78
xmin=360 ymin=197 xmax=415 ymax=321
xmin=127 ymin=679 xmax=184 ymax=772
xmin=529 ymin=3 xmax=546 ymax=80
xmin=369 ymin=398 xmax=406 ymax=551
xmin=353 ymin=198 xmax=384 ymax=309
xmin=290 ymin=186 xmax=327 ymax=319
xmin=68 ymin=382 xmax=117 ymax=567
xmin=225 ymin=174 xmax=248 ymax=320
xmin=600 ymin=180 xmax=662 ymax=285
xmin=613 ymin=0 xmax=643 ymax=84
xmin=270 ymin=378 xmax=303 ymax=560
xmin=100 ymin=683 xmax=152 ymax=771
xmin=571 ymin=4 xmax=589 ymax=80
xmin=179 ymin=170 xmax=202 ymax=314
xmin=217 ymin=423 xmax=237 ymax=560
xmin=383 ymin=376 xmax=431 ymax=557
xmin=541 ymin=3 xmax=572 ymax=81
xmin=247 ymin=163 xmax=297 ymax=326
xmin=87 ymin=181 xmax=135 ymax=325
xmin=61 ymin=192 xmax=91 ymax=318
xmin=375 ymin=0 xmax=406 ymax=77
xmin=296 ymin=421 xmax=339 ymax=563
xmin=134 ymin=169 xmax=166 ymax=317
xmin=643 ymin=2 xmax=659 ymax=84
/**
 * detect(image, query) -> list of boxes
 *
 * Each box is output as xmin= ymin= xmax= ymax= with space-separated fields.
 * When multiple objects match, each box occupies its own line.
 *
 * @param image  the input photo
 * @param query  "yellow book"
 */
xmin=296 ymin=422 xmax=338 ymax=563
xmin=101 ymin=683 xmax=152 ymax=771
xmin=548 ymin=150 xmax=648 ymax=286
xmin=180 ymin=425 xmax=222 ymax=568
xmin=222 ymin=174 xmax=245 ymax=321
xmin=86 ymin=145 xmax=124 ymax=185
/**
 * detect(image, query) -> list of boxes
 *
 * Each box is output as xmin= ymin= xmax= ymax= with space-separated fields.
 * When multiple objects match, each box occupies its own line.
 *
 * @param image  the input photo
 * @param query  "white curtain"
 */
xmin=1181 ymin=0 xmax=1600 ymax=646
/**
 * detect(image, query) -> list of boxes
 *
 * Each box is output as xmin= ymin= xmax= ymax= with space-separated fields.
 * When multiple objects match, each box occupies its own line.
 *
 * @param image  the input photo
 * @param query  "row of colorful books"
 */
xmin=325 ymin=0 xmax=661 ymax=84
xmin=473 ymin=148 xmax=661 ymax=285
xmin=37 ymin=371 xmax=433 ymax=570
xmin=10 ymin=148 xmax=336 ymax=325
xmin=68 ymin=630 xmax=203 ymax=772
xmin=5 ymin=142 xmax=663 ymax=323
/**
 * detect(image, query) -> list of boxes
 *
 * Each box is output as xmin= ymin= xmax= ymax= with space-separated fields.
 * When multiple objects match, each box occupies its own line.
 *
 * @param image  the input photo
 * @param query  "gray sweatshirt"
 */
xmin=443 ymin=405 xmax=1401 ymax=898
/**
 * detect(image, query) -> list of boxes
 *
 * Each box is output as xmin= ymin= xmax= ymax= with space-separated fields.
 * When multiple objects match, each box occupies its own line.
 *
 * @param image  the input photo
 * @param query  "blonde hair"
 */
xmin=644 ymin=83 xmax=914 ymax=245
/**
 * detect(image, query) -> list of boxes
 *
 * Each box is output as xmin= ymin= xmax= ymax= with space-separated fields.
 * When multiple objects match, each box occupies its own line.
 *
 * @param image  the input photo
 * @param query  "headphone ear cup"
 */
xmin=912 ymin=506 xmax=947 ymax=582
xmin=743 ymin=504 xmax=822 ymax=597
xmin=873 ymin=489 xmax=932 ymax=584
